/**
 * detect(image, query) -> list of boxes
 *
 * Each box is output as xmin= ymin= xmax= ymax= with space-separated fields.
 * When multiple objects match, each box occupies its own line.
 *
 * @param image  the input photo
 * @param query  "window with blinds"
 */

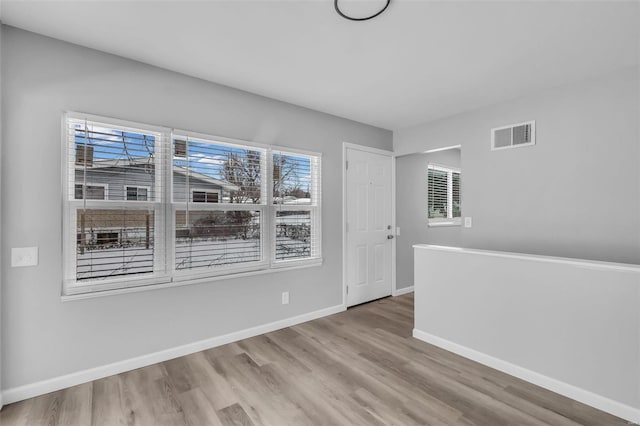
xmin=63 ymin=113 xmax=322 ymax=295
xmin=427 ymin=164 xmax=461 ymax=226
xmin=171 ymin=135 xmax=267 ymax=275
xmin=272 ymin=151 xmax=321 ymax=262
xmin=65 ymin=117 xmax=164 ymax=289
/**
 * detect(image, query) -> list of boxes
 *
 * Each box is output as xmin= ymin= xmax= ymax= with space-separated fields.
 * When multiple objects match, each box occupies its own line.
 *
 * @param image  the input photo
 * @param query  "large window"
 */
xmin=63 ymin=114 xmax=322 ymax=295
xmin=427 ymin=164 xmax=461 ymax=226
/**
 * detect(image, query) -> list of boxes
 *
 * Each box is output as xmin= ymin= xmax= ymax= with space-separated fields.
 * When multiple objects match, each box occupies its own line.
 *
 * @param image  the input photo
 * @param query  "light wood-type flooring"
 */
xmin=0 ymin=294 xmax=631 ymax=425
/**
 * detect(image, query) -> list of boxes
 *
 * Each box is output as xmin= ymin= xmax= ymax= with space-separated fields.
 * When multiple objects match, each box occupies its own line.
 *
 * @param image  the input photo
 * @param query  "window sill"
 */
xmin=61 ymin=258 xmax=323 ymax=302
xmin=428 ymin=220 xmax=462 ymax=228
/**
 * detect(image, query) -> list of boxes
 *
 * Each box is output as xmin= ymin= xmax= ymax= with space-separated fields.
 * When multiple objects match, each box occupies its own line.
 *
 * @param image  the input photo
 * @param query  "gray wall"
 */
xmin=0 ymin=21 xmax=3 ymax=408
xmin=396 ymin=149 xmax=461 ymax=288
xmin=414 ymin=245 xmax=640 ymax=414
xmin=395 ymin=67 xmax=640 ymax=264
xmin=0 ymin=26 xmax=392 ymax=390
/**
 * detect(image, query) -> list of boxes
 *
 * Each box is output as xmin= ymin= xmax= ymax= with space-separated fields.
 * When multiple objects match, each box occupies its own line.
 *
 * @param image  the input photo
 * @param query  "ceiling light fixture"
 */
xmin=334 ymin=0 xmax=391 ymax=21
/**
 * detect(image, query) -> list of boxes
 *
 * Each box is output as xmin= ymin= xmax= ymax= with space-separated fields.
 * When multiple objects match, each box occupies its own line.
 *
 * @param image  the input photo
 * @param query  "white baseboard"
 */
xmin=392 ymin=285 xmax=414 ymax=296
xmin=1 ymin=304 xmax=346 ymax=406
xmin=412 ymin=329 xmax=640 ymax=424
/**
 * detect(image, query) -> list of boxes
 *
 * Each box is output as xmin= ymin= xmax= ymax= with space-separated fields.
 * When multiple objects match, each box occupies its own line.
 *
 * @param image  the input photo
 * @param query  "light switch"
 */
xmin=464 ymin=217 xmax=472 ymax=228
xmin=12 ymin=247 xmax=39 ymax=267
xmin=396 ymin=227 xmax=401 ymax=236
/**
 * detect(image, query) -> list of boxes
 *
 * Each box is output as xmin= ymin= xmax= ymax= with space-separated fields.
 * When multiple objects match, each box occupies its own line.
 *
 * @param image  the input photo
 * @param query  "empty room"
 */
xmin=0 ymin=0 xmax=638 ymax=425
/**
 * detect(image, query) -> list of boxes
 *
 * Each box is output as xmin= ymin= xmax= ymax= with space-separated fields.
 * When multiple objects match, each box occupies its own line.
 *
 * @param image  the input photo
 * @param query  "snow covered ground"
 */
xmin=77 ymin=235 xmax=310 ymax=280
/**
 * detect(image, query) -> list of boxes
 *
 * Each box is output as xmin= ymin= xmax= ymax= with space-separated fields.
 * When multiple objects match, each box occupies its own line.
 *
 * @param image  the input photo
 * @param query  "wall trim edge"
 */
xmin=412 ymin=328 xmax=640 ymax=424
xmin=392 ymin=285 xmax=414 ymax=296
xmin=1 ymin=304 xmax=346 ymax=405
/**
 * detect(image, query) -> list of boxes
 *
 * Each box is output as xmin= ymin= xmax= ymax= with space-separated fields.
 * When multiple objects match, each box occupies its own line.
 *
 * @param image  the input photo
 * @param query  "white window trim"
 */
xmin=271 ymin=148 xmax=322 ymax=265
xmin=190 ymin=188 xmax=222 ymax=203
xmin=427 ymin=163 xmax=461 ymax=227
xmin=125 ymin=185 xmax=151 ymax=201
xmin=75 ymin=182 xmax=109 ymax=200
xmin=62 ymin=113 xmax=323 ymax=298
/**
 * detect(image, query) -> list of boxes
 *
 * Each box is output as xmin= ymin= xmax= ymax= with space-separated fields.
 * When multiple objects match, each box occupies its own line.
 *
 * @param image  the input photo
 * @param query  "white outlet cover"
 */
xmin=282 ymin=291 xmax=290 ymax=305
xmin=12 ymin=246 xmax=39 ymax=267
xmin=464 ymin=217 xmax=472 ymax=228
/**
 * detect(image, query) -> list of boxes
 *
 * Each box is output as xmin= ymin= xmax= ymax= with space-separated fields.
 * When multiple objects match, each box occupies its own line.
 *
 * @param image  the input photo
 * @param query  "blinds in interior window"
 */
xmin=428 ymin=164 xmax=460 ymax=222
xmin=66 ymin=118 xmax=163 ymax=282
xmin=69 ymin=119 xmax=162 ymax=203
xmin=272 ymin=150 xmax=321 ymax=261
xmin=172 ymin=136 xmax=267 ymax=272
xmin=172 ymin=136 xmax=265 ymax=205
xmin=428 ymin=167 xmax=449 ymax=219
xmin=452 ymin=171 xmax=461 ymax=218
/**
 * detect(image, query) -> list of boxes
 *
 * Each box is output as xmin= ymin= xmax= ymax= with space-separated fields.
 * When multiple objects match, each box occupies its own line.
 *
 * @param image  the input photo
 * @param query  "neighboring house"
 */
xmin=75 ymin=157 xmax=239 ymax=203
xmin=75 ymin=156 xmax=240 ymax=248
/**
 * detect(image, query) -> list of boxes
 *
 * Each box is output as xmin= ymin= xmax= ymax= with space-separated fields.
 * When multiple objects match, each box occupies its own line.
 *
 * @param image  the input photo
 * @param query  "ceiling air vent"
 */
xmin=491 ymin=121 xmax=535 ymax=151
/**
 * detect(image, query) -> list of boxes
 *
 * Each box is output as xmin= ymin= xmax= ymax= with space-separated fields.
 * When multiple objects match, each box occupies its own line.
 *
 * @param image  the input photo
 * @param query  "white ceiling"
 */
xmin=1 ymin=0 xmax=638 ymax=130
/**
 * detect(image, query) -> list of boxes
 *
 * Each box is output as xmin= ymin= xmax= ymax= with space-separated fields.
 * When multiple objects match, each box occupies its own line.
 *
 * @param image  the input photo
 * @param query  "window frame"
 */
xmin=62 ymin=113 xmax=322 ymax=297
xmin=190 ymin=188 xmax=222 ymax=203
xmin=427 ymin=163 xmax=461 ymax=227
xmin=63 ymin=113 xmax=169 ymax=296
xmin=125 ymin=185 xmax=151 ymax=201
xmin=74 ymin=182 xmax=109 ymax=200
xmin=270 ymin=147 xmax=322 ymax=267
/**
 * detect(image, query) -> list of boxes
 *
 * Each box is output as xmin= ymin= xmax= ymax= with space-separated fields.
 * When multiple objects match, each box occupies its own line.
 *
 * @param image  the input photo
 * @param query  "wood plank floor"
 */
xmin=0 ymin=294 xmax=632 ymax=425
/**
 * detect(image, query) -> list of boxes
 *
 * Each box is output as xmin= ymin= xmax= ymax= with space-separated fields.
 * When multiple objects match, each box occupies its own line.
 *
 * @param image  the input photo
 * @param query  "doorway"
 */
xmin=343 ymin=143 xmax=395 ymax=307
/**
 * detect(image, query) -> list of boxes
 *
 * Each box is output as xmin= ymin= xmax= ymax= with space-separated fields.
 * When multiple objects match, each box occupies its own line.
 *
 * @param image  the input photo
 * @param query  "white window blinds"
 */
xmin=65 ymin=117 xmax=165 ymax=287
xmin=272 ymin=151 xmax=321 ymax=262
xmin=427 ymin=164 xmax=461 ymax=225
xmin=63 ymin=113 xmax=322 ymax=295
xmin=172 ymin=135 xmax=267 ymax=274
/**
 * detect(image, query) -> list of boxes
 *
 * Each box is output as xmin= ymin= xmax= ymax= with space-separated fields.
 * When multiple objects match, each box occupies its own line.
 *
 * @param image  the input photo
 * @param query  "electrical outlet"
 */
xmin=282 ymin=291 xmax=290 ymax=305
xmin=12 ymin=247 xmax=38 ymax=267
xmin=464 ymin=217 xmax=472 ymax=228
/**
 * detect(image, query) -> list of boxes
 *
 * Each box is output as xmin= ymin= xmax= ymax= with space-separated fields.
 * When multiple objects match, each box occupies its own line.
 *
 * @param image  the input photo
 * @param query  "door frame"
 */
xmin=342 ymin=142 xmax=396 ymax=308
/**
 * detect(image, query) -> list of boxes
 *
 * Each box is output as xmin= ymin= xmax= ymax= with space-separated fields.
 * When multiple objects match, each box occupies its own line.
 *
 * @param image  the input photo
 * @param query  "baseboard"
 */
xmin=412 ymin=329 xmax=640 ymax=424
xmin=1 ymin=304 xmax=346 ymax=405
xmin=392 ymin=285 xmax=414 ymax=296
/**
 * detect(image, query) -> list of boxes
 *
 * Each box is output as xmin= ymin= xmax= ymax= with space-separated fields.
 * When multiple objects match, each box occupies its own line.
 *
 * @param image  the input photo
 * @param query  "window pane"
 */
xmin=191 ymin=191 xmax=219 ymax=203
xmin=273 ymin=153 xmax=312 ymax=205
xmin=275 ymin=210 xmax=311 ymax=260
xmin=138 ymin=188 xmax=148 ymax=201
xmin=173 ymin=139 xmax=262 ymax=204
xmin=192 ymin=191 xmax=206 ymax=203
xmin=75 ymin=184 xmax=106 ymax=200
xmin=452 ymin=172 xmax=461 ymax=218
xmin=175 ymin=210 xmax=261 ymax=271
xmin=72 ymin=122 xmax=157 ymax=201
xmin=126 ymin=187 xmax=138 ymax=201
xmin=76 ymin=209 xmax=155 ymax=281
xmin=428 ymin=169 xmax=448 ymax=219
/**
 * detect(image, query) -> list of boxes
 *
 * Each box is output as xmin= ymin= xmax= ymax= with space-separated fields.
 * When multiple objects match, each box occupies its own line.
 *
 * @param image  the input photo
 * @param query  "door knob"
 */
xmin=387 ymin=235 xmax=394 ymax=239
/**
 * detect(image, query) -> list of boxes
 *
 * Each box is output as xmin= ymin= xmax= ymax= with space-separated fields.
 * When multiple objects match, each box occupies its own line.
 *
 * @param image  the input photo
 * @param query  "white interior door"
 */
xmin=345 ymin=147 xmax=393 ymax=307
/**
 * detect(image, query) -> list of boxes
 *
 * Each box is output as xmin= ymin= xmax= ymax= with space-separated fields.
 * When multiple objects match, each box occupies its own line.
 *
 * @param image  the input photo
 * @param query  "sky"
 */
xmin=73 ymin=121 xmax=312 ymax=192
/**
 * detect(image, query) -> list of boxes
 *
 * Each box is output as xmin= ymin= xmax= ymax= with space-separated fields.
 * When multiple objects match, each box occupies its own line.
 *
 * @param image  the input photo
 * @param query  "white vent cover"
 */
xmin=491 ymin=121 xmax=535 ymax=150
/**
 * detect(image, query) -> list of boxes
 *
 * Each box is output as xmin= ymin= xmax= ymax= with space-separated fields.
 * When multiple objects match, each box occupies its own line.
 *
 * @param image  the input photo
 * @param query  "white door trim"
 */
xmin=342 ymin=142 xmax=396 ymax=308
